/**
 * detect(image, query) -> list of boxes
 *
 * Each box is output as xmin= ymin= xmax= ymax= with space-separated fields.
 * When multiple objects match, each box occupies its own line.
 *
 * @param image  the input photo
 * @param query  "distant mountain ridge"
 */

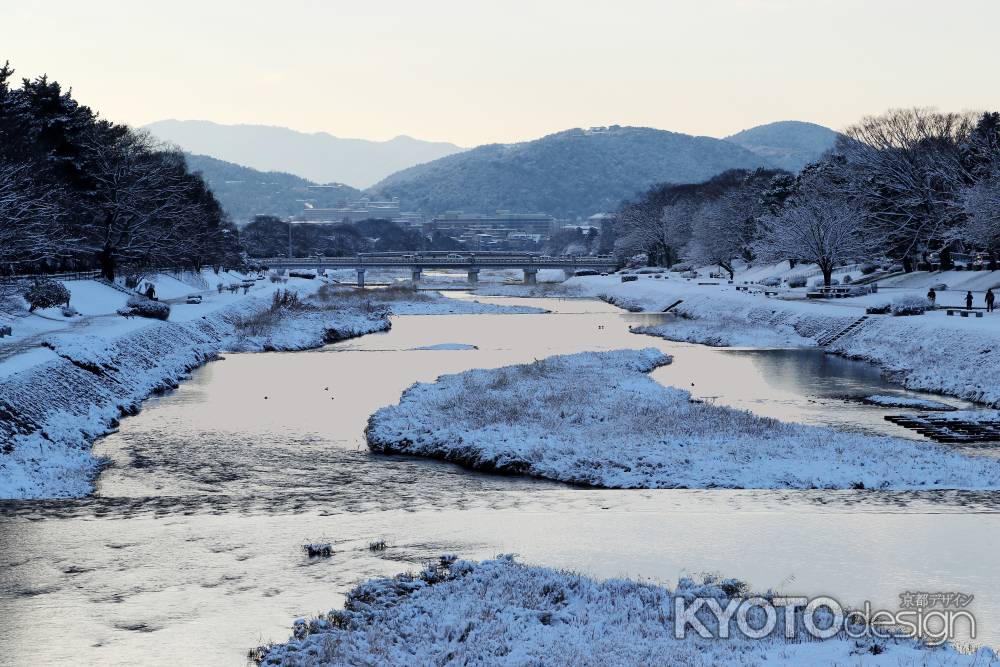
xmin=145 ymin=120 xmax=465 ymax=189
xmin=368 ymin=126 xmax=775 ymax=218
xmin=183 ymin=153 xmax=360 ymax=223
xmin=724 ymin=120 xmax=841 ymax=173
xmin=170 ymin=120 xmax=840 ymax=221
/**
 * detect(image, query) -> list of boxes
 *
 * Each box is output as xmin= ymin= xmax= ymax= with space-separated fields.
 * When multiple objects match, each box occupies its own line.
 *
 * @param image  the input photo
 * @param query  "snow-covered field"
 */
xmin=367 ymin=349 xmax=1000 ymax=489
xmin=256 ymin=555 xmax=996 ymax=667
xmin=0 ymin=277 xmax=540 ymax=499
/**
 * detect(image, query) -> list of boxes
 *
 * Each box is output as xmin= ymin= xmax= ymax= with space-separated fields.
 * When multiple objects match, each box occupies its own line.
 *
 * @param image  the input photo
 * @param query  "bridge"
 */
xmin=259 ymin=252 xmax=619 ymax=286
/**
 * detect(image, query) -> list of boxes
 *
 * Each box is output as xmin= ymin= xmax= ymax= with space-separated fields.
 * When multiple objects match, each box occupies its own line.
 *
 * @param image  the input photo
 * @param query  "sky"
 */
xmin=5 ymin=0 xmax=1000 ymax=147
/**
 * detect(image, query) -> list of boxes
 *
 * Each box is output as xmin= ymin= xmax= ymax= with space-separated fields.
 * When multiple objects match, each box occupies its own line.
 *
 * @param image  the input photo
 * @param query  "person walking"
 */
xmin=927 ymin=288 xmax=937 ymax=307
xmin=987 ymin=288 xmax=996 ymax=313
xmin=966 ymin=290 xmax=974 ymax=310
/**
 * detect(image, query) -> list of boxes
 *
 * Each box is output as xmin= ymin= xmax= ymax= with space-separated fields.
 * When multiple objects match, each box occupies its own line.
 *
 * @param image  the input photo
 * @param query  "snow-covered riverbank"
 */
xmin=256 ymin=555 xmax=995 ymax=666
xmin=546 ymin=275 xmax=1000 ymax=406
xmin=0 ymin=280 xmax=540 ymax=499
xmin=367 ymin=349 xmax=1000 ymax=489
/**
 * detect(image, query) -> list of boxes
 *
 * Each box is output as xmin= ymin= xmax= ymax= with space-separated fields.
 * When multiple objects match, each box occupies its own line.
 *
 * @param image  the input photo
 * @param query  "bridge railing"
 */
xmin=259 ymin=255 xmax=617 ymax=267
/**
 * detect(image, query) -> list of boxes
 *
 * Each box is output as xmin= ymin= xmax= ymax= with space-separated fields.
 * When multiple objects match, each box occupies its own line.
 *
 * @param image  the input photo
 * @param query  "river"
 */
xmin=1 ymin=295 xmax=997 ymax=665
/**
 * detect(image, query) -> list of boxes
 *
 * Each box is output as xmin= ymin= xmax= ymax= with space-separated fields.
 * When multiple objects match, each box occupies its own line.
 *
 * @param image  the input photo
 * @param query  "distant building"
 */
xmin=586 ymin=213 xmax=615 ymax=232
xmin=426 ymin=211 xmax=556 ymax=238
xmin=297 ymin=196 xmax=401 ymax=223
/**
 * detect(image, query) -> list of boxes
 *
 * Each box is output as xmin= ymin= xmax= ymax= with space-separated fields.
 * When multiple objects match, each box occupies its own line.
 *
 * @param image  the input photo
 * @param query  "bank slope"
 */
xmin=367 ymin=349 xmax=1000 ymax=489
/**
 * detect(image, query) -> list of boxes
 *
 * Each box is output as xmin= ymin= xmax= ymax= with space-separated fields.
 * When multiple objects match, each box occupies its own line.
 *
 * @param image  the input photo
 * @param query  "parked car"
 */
xmin=186 ymin=295 xmax=203 ymax=305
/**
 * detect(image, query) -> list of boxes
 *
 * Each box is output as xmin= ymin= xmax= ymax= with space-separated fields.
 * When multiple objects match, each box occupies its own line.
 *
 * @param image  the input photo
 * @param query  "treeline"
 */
xmin=0 ymin=63 xmax=240 ymax=280
xmin=615 ymin=108 xmax=1000 ymax=285
xmin=240 ymin=216 xmax=463 ymax=257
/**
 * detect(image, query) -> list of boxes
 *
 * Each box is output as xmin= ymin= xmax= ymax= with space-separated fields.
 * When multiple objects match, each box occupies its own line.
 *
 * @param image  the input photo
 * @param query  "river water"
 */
xmin=1 ymin=296 xmax=998 ymax=665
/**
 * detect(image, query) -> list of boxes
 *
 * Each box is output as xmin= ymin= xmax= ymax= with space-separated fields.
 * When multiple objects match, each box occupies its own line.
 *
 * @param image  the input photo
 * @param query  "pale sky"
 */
xmin=5 ymin=0 xmax=999 ymax=146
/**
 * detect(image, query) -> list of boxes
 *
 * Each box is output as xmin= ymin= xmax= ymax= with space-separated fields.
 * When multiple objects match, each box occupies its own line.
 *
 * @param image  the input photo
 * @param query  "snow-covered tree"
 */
xmin=755 ymin=178 xmax=871 ymax=287
xmin=963 ymin=174 xmax=1000 ymax=254
xmin=0 ymin=158 xmax=65 ymax=268
xmin=685 ymin=180 xmax=766 ymax=279
xmin=837 ymin=108 xmax=976 ymax=266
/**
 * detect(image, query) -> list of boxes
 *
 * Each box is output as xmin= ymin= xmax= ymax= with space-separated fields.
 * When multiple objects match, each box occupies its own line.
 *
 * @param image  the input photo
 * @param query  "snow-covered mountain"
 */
xmin=144 ymin=120 xmax=465 ymax=189
xmin=724 ymin=120 xmax=841 ymax=172
xmin=369 ymin=126 xmax=773 ymax=218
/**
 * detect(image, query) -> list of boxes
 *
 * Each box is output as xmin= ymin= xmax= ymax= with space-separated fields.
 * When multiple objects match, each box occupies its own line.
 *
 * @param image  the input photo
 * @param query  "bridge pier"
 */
xmin=356 ymin=268 xmax=366 ymax=288
xmin=467 ymin=268 xmax=479 ymax=284
xmin=411 ymin=268 xmax=422 ymax=284
xmin=563 ymin=268 xmax=575 ymax=280
xmin=523 ymin=268 xmax=538 ymax=285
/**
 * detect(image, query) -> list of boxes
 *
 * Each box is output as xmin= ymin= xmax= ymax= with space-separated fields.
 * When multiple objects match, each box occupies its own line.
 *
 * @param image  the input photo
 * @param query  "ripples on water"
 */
xmin=2 ymin=295 xmax=999 ymax=665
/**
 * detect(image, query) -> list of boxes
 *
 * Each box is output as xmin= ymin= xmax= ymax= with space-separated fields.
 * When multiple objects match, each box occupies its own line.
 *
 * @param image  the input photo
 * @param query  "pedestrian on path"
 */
xmin=987 ymin=288 xmax=996 ymax=313
xmin=927 ymin=288 xmax=937 ymax=307
xmin=966 ymin=291 xmax=974 ymax=310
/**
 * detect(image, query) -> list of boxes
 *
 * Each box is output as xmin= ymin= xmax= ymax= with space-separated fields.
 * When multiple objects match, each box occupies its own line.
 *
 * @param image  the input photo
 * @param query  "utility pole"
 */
xmin=288 ymin=221 xmax=293 ymax=258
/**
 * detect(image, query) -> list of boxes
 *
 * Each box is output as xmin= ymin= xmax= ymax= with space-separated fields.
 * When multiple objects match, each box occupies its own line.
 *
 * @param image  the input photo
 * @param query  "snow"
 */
xmin=256 ymin=555 xmax=996 ymax=667
xmin=863 ymin=395 xmax=957 ymax=410
xmin=367 ymin=349 xmax=1000 ymax=490
xmin=410 ymin=343 xmax=478 ymax=350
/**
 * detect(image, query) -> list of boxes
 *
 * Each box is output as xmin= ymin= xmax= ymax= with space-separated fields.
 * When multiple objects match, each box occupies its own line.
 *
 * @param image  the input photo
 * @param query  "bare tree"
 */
xmin=0 ymin=158 xmax=65 ymax=269
xmin=838 ymin=108 xmax=977 ymax=264
xmin=963 ymin=174 xmax=1000 ymax=254
xmin=81 ymin=128 xmax=207 ymax=280
xmin=685 ymin=186 xmax=762 ymax=279
xmin=755 ymin=180 xmax=871 ymax=286
xmin=613 ymin=202 xmax=690 ymax=266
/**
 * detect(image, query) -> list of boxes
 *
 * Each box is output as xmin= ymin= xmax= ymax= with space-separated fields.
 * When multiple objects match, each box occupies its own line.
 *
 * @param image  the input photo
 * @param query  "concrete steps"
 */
xmin=818 ymin=315 xmax=869 ymax=347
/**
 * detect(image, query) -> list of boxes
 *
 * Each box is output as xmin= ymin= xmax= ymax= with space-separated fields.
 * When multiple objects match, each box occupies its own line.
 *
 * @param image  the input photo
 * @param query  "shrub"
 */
xmin=271 ymin=289 xmax=304 ymax=310
xmin=891 ymin=294 xmax=930 ymax=316
xmin=670 ymin=262 xmax=693 ymax=272
xmin=304 ymin=543 xmax=333 ymax=558
xmin=625 ymin=253 xmax=648 ymax=269
xmin=118 ymin=295 xmax=171 ymax=320
xmin=680 ymin=270 xmax=698 ymax=279
xmin=860 ymin=263 xmax=878 ymax=275
xmin=811 ymin=278 xmax=840 ymax=287
xmin=61 ymin=305 xmax=79 ymax=317
xmin=23 ymin=279 xmax=70 ymax=312
xmin=368 ymin=540 xmax=388 ymax=552
xmin=843 ymin=274 xmax=853 ymax=284
xmin=760 ymin=277 xmax=780 ymax=287
xmin=217 ymin=282 xmax=224 ymax=293
xmin=866 ymin=302 xmax=891 ymax=315
xmin=787 ymin=275 xmax=807 ymax=288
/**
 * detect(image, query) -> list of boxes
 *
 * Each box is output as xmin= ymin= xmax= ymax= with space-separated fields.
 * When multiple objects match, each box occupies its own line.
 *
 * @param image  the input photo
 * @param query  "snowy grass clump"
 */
xmin=303 ymin=543 xmax=333 ymax=558
xmin=863 ymin=395 xmax=957 ymax=411
xmin=254 ymin=555 xmax=996 ymax=667
xmin=891 ymin=294 xmax=931 ymax=316
xmin=367 ymin=349 xmax=1000 ymax=489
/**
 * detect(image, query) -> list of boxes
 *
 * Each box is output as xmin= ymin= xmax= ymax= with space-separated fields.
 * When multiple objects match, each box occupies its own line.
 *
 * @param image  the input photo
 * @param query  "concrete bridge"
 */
xmin=260 ymin=252 xmax=619 ymax=286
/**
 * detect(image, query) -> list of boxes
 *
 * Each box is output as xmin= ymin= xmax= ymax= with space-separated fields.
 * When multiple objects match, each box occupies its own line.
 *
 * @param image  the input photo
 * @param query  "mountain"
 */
xmin=146 ymin=120 xmax=465 ymax=189
xmin=369 ymin=126 xmax=773 ymax=219
xmin=184 ymin=153 xmax=361 ymax=223
xmin=724 ymin=121 xmax=840 ymax=173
